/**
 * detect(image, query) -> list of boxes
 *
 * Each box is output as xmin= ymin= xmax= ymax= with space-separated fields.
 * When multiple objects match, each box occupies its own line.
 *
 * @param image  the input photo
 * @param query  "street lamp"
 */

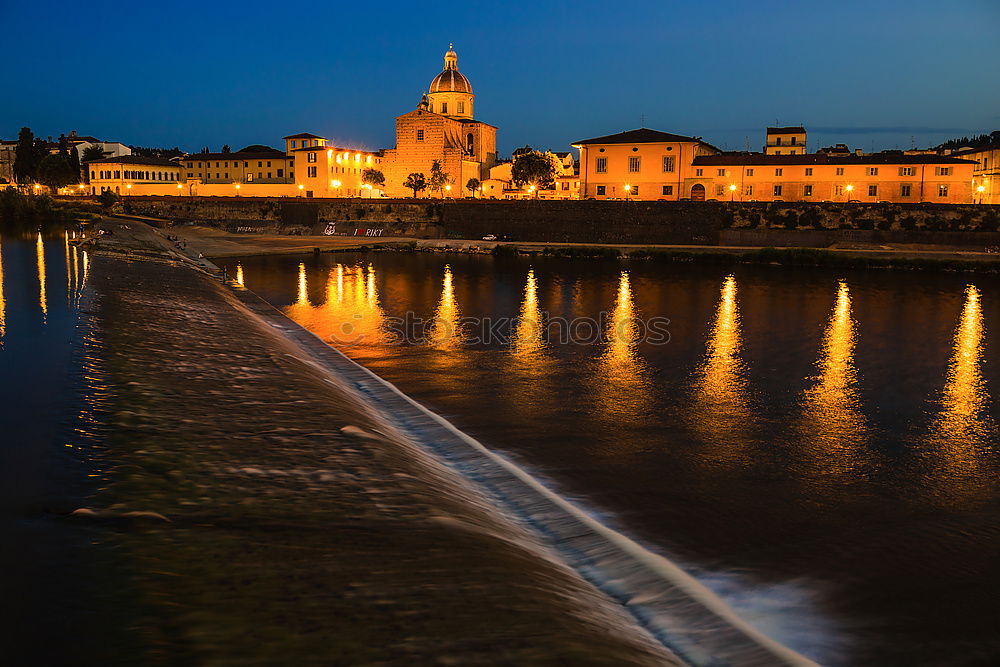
xmin=298 ymin=184 xmax=305 ymax=197
xmin=623 ymin=184 xmax=631 ymax=200
xmin=977 ymin=184 xmax=986 ymax=204
xmin=845 ymin=184 xmax=854 ymax=202
xmin=177 ymin=184 xmax=183 ymax=196
xmin=729 ymin=183 xmax=737 ymax=201
xmin=445 ymin=184 xmax=452 ymax=199
xmin=126 ymin=183 xmax=132 ymax=196
xmin=235 ymin=183 xmax=241 ymax=196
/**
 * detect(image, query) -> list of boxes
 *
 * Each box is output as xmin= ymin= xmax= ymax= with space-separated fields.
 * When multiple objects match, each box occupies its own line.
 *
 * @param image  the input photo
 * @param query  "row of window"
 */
xmin=692 ymin=166 xmax=951 ymax=177
xmin=93 ymin=169 xmax=178 ymax=182
xmin=594 ymin=156 xmax=677 ymax=174
xmin=185 ymin=172 xmax=291 ymax=182
xmin=186 ymin=160 xmax=285 ymax=169
xmin=431 ymin=101 xmax=465 ymax=115
xmin=289 ymin=139 xmax=322 ymax=149
xmin=591 ymin=183 xmax=952 ymax=198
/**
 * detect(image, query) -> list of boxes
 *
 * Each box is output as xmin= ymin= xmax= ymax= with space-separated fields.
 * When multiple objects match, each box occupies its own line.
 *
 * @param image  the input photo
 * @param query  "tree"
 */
xmin=81 ymin=144 xmax=107 ymax=162
xmin=428 ymin=160 xmax=452 ymax=197
xmin=512 ymin=149 xmax=557 ymax=194
xmin=200 ymin=146 xmax=210 ymax=154
xmin=222 ymin=144 xmax=231 ymax=153
xmin=466 ymin=177 xmax=481 ymax=197
xmin=97 ymin=189 xmax=120 ymax=209
xmin=403 ymin=172 xmax=427 ymax=198
xmin=361 ymin=168 xmax=385 ymax=190
xmin=14 ymin=127 xmax=46 ymax=185
xmin=36 ymin=153 xmax=77 ymax=192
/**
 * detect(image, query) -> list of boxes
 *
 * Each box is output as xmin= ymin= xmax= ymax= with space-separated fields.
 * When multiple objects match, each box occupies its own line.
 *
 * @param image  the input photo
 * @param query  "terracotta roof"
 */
xmin=87 ymin=155 xmax=179 ymax=166
xmin=766 ymin=126 xmax=806 ymax=134
xmin=693 ymin=152 xmax=976 ymax=166
xmin=283 ymin=133 xmax=326 ymax=140
xmin=571 ymin=128 xmax=719 ymax=151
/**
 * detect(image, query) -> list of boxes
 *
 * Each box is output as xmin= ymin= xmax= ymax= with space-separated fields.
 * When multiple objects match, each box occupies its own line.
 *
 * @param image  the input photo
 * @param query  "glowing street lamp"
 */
xmin=729 ymin=183 xmax=737 ymax=201
xmin=298 ymin=184 xmax=305 ymax=197
xmin=845 ymin=184 xmax=854 ymax=201
xmin=235 ymin=183 xmax=241 ymax=196
xmin=623 ymin=183 xmax=631 ymax=200
xmin=977 ymin=184 xmax=986 ymax=204
xmin=445 ymin=184 xmax=452 ymax=198
xmin=126 ymin=183 xmax=132 ymax=195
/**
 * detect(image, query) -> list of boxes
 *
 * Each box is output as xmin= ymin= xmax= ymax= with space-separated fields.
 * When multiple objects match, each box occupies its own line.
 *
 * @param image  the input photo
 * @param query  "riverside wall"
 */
xmin=116 ymin=196 xmax=1000 ymax=247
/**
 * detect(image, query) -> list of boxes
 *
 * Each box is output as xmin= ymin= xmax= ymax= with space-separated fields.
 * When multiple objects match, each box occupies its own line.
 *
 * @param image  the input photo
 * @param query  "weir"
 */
xmin=226 ymin=273 xmax=819 ymax=666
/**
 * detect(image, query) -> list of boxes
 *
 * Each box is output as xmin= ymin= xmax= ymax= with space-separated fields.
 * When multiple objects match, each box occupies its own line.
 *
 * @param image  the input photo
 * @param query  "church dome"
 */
xmin=428 ymin=45 xmax=472 ymax=94
xmin=429 ymin=69 xmax=472 ymax=94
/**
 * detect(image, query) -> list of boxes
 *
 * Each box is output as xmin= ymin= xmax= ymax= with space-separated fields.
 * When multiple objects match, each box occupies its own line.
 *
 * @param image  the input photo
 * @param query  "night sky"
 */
xmin=5 ymin=0 xmax=999 ymax=156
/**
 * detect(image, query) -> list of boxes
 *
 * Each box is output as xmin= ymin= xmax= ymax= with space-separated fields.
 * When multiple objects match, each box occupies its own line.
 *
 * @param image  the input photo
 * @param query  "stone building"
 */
xmin=687 ymin=152 xmax=976 ymax=203
xmin=572 ymin=128 xmax=720 ymax=200
xmin=765 ymin=126 xmax=807 ymax=155
xmin=381 ymin=46 xmax=497 ymax=197
xmin=87 ymin=155 xmax=183 ymax=195
xmin=952 ymin=145 xmax=1000 ymax=205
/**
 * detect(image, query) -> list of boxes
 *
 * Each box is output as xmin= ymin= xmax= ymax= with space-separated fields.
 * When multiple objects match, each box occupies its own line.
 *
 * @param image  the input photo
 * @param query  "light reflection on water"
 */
xmin=794 ymin=281 xmax=868 ymax=481
xmin=232 ymin=252 xmax=1000 ymax=666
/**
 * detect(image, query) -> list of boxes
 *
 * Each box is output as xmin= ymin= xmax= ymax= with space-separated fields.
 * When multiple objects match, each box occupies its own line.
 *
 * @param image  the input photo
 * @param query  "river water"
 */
xmin=0 ymin=231 xmax=128 ymax=663
xmin=223 ymin=250 xmax=999 ymax=666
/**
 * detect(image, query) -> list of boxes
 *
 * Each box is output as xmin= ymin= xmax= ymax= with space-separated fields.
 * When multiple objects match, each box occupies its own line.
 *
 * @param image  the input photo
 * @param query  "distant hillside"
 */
xmin=937 ymin=130 xmax=1000 ymax=151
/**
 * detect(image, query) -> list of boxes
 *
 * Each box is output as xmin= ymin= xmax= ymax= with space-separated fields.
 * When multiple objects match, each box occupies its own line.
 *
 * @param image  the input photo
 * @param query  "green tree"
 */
xmin=466 ymin=177 xmax=481 ymax=197
xmin=81 ymin=144 xmax=106 ymax=162
xmin=428 ymin=160 xmax=452 ymax=197
xmin=361 ymin=168 xmax=386 ymax=189
xmin=403 ymin=172 xmax=427 ymax=198
xmin=36 ymin=153 xmax=77 ymax=192
xmin=14 ymin=127 xmax=45 ymax=185
xmin=97 ymin=189 xmax=120 ymax=209
xmin=512 ymin=149 xmax=557 ymax=194
xmin=222 ymin=144 xmax=231 ymax=153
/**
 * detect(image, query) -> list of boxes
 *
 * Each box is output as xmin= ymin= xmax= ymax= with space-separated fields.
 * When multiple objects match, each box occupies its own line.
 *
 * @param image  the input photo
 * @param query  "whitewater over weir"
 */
xmin=228 ymin=278 xmax=818 ymax=667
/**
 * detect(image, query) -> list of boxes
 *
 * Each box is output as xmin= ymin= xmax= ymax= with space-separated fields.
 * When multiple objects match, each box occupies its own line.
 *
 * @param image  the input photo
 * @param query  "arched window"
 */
xmin=467 ymin=133 xmax=474 ymax=156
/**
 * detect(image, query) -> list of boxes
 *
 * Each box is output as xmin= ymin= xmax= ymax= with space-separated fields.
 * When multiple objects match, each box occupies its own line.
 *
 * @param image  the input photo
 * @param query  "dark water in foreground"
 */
xmin=225 ymin=251 xmax=1000 ymax=666
xmin=0 ymin=232 xmax=117 ymax=662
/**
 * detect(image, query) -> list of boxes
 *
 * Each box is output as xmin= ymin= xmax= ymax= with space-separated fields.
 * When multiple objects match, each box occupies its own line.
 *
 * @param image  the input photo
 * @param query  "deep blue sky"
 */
xmin=5 ymin=0 xmax=999 ymax=156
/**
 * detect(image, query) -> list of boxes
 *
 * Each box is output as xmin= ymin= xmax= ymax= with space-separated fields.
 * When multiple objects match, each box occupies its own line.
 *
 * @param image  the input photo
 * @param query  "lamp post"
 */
xmin=177 ymin=184 xmax=183 ymax=196
xmin=298 ymin=184 xmax=305 ymax=197
xmin=235 ymin=183 xmax=241 ymax=197
xmin=977 ymin=184 xmax=986 ymax=205
xmin=528 ymin=184 xmax=536 ymax=200
xmin=126 ymin=183 xmax=132 ymax=196
xmin=729 ymin=183 xmax=737 ymax=202
xmin=332 ymin=179 xmax=342 ymax=198
xmin=623 ymin=184 xmax=631 ymax=201
xmin=445 ymin=184 xmax=452 ymax=199
xmin=845 ymin=184 xmax=854 ymax=202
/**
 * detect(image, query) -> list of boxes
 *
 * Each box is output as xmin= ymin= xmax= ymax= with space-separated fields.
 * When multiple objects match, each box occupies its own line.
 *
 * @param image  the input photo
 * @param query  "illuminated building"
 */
xmin=380 ymin=45 xmax=498 ymax=198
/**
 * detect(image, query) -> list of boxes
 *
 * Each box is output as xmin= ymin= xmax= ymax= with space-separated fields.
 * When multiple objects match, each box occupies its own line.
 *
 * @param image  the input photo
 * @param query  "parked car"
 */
xmin=482 ymin=234 xmax=497 ymax=241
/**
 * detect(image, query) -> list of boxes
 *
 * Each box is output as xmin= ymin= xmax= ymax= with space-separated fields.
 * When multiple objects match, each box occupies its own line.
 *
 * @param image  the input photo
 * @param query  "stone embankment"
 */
xmin=116 ymin=195 xmax=999 ymax=248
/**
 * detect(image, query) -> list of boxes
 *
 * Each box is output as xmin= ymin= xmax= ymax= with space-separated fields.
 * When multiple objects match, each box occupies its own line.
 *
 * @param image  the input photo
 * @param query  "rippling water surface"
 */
xmin=225 ymin=251 xmax=1000 ymax=666
xmin=0 ymin=231 xmax=119 ymax=663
